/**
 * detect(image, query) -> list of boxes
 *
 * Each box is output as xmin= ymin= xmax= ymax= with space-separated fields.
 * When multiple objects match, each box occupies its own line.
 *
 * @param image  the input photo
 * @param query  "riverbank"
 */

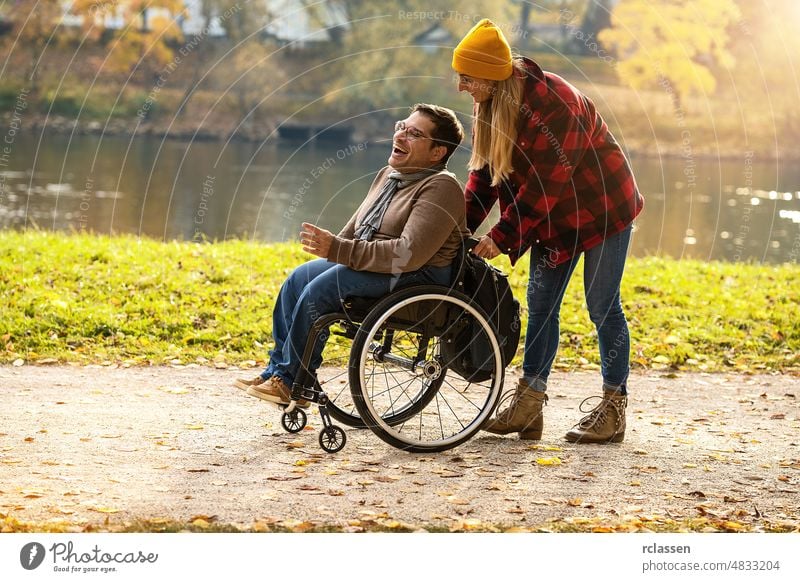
xmin=7 ymin=110 xmax=800 ymax=161
xmin=1 ymin=231 xmax=798 ymax=374
xmin=3 ymin=30 xmax=798 ymax=161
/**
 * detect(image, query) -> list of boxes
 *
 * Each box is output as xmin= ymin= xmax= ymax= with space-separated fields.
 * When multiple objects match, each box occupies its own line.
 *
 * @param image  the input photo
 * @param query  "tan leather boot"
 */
xmin=565 ymin=389 xmax=627 ymax=443
xmin=482 ymin=379 xmax=548 ymax=440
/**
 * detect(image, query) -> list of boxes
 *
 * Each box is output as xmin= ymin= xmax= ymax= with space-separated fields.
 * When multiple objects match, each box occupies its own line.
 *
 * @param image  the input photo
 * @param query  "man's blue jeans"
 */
xmin=523 ymin=225 xmax=633 ymax=394
xmin=262 ymin=259 xmax=452 ymax=386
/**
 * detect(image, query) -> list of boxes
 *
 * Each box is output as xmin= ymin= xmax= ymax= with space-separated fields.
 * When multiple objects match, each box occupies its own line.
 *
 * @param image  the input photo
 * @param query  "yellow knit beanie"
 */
xmin=452 ymin=19 xmax=512 ymax=81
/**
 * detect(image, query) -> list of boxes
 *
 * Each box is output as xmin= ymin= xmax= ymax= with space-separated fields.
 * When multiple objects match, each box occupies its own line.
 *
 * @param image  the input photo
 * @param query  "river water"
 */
xmin=1 ymin=132 xmax=799 ymax=264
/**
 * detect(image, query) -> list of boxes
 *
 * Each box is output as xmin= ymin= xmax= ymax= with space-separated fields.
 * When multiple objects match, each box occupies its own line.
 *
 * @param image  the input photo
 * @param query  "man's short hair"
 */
xmin=412 ymin=103 xmax=464 ymax=165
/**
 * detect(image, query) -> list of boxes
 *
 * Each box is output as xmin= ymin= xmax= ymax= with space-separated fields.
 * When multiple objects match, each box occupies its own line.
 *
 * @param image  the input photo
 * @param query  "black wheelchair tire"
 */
xmin=348 ymin=285 xmax=504 ymax=453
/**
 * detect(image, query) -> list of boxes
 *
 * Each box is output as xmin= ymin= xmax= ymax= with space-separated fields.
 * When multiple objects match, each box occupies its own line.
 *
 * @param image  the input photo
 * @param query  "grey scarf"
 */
xmin=354 ymin=164 xmax=446 ymax=241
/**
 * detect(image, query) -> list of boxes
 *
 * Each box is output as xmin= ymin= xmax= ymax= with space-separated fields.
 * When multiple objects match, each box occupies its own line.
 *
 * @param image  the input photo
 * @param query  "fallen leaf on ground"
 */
xmin=374 ymin=475 xmax=401 ymax=483
xmin=279 ymin=520 xmax=315 ymax=532
xmin=90 ymin=507 xmax=120 ymax=514
xmin=21 ymin=489 xmax=45 ymax=499
xmin=536 ymin=457 xmax=562 ymax=466
xmin=450 ymin=519 xmax=485 ymax=531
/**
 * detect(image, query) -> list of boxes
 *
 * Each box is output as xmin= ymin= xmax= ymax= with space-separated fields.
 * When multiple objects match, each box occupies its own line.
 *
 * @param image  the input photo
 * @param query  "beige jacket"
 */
xmin=328 ymin=166 xmax=469 ymax=273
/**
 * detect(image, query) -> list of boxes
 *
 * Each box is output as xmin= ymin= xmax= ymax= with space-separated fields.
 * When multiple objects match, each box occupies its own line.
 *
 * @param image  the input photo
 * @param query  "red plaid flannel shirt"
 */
xmin=465 ymin=58 xmax=643 ymax=265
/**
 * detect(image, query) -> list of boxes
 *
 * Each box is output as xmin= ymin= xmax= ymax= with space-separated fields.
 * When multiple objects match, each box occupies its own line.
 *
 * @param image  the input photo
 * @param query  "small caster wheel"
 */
xmin=281 ymin=408 xmax=307 ymax=433
xmin=319 ymin=425 xmax=346 ymax=453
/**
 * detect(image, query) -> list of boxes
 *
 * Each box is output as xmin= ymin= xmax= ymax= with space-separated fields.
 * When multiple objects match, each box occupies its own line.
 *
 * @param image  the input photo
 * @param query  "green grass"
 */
xmin=1 ymin=231 xmax=798 ymax=373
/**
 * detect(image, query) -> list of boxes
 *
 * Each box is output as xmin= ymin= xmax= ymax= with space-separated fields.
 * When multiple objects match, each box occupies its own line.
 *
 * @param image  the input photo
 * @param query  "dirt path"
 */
xmin=1 ymin=365 xmax=798 ymax=531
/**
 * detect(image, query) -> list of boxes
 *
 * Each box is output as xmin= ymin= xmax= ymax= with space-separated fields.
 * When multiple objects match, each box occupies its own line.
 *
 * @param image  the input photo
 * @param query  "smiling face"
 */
xmin=388 ymin=111 xmax=446 ymax=173
xmin=457 ymin=74 xmax=496 ymax=103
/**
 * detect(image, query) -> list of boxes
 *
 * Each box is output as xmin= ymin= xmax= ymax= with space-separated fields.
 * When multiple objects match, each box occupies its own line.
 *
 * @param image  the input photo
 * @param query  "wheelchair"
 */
xmin=274 ymin=252 xmax=508 ymax=454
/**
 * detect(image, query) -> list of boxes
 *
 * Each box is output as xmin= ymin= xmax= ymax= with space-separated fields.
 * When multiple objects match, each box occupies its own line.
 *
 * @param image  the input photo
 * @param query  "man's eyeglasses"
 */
xmin=394 ymin=121 xmax=430 ymax=141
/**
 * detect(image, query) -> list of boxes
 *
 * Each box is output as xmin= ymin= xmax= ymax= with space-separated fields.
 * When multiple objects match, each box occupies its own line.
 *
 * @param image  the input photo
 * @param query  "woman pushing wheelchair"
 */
xmin=451 ymin=19 xmax=644 ymax=444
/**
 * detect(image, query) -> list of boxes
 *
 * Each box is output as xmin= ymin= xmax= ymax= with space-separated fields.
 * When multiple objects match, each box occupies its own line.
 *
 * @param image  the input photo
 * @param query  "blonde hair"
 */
xmin=468 ymin=58 xmax=527 ymax=186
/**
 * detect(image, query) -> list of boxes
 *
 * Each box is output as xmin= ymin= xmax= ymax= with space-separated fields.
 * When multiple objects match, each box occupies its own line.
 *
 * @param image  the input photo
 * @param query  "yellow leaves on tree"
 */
xmin=598 ymin=0 xmax=740 ymax=107
xmin=71 ymin=0 xmax=184 ymax=75
xmin=1 ymin=0 xmax=65 ymax=87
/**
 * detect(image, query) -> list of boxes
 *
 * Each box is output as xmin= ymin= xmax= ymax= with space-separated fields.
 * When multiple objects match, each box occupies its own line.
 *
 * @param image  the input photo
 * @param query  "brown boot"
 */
xmin=565 ymin=389 xmax=627 ymax=443
xmin=482 ymin=379 xmax=548 ymax=440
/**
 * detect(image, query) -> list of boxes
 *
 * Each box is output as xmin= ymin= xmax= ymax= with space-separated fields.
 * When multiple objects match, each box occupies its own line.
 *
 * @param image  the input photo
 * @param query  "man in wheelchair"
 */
xmin=235 ymin=104 xmax=468 ymax=406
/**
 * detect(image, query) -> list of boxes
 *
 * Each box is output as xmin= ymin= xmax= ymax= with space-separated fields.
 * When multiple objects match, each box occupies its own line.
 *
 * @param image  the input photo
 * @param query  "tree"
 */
xmin=210 ymin=0 xmax=286 ymax=131
xmin=317 ymin=0 xmax=513 ymax=116
xmin=172 ymin=0 xmax=217 ymax=118
xmin=0 ymin=0 xmax=64 ymax=93
xmin=575 ymin=0 xmax=614 ymax=54
xmin=598 ymin=0 xmax=740 ymax=108
xmin=71 ymin=0 xmax=185 ymax=76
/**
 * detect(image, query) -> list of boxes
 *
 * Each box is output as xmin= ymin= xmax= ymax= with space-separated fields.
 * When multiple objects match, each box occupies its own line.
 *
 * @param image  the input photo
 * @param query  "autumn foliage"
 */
xmin=70 ymin=0 xmax=185 ymax=75
xmin=598 ymin=0 xmax=741 ymax=107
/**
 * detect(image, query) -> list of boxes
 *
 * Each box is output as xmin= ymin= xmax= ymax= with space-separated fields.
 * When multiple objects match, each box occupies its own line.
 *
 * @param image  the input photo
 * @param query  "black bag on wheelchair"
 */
xmin=443 ymin=241 xmax=521 ymax=382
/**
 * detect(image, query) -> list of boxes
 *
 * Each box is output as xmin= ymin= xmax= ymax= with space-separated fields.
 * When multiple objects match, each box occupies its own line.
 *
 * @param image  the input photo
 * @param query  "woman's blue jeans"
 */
xmin=262 ymin=259 xmax=452 ymax=386
xmin=523 ymin=225 xmax=632 ymax=394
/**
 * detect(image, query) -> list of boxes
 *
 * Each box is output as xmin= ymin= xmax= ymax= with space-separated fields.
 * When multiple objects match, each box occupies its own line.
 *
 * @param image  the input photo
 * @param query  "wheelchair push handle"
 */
xmin=463 ymin=237 xmax=480 ymax=252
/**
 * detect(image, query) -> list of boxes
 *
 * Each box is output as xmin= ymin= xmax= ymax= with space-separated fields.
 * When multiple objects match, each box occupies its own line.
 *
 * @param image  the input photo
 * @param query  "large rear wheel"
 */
xmin=349 ymin=286 xmax=504 ymax=453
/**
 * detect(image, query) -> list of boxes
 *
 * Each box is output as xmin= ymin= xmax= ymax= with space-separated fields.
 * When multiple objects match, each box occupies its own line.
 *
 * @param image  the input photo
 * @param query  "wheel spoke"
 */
xmin=351 ymin=288 xmax=504 ymax=451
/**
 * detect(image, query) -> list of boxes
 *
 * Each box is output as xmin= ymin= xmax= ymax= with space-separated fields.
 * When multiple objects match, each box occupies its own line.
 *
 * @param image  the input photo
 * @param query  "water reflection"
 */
xmin=1 ymin=132 xmax=798 ymax=264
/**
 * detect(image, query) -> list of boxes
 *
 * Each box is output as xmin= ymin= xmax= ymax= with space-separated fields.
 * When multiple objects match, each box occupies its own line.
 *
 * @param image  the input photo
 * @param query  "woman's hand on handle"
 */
xmin=472 ymin=235 xmax=501 ymax=260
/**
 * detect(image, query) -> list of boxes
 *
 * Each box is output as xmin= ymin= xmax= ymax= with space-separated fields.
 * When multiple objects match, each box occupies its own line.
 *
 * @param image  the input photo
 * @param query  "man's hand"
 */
xmin=472 ymin=234 xmax=501 ymax=259
xmin=300 ymin=222 xmax=334 ymax=258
